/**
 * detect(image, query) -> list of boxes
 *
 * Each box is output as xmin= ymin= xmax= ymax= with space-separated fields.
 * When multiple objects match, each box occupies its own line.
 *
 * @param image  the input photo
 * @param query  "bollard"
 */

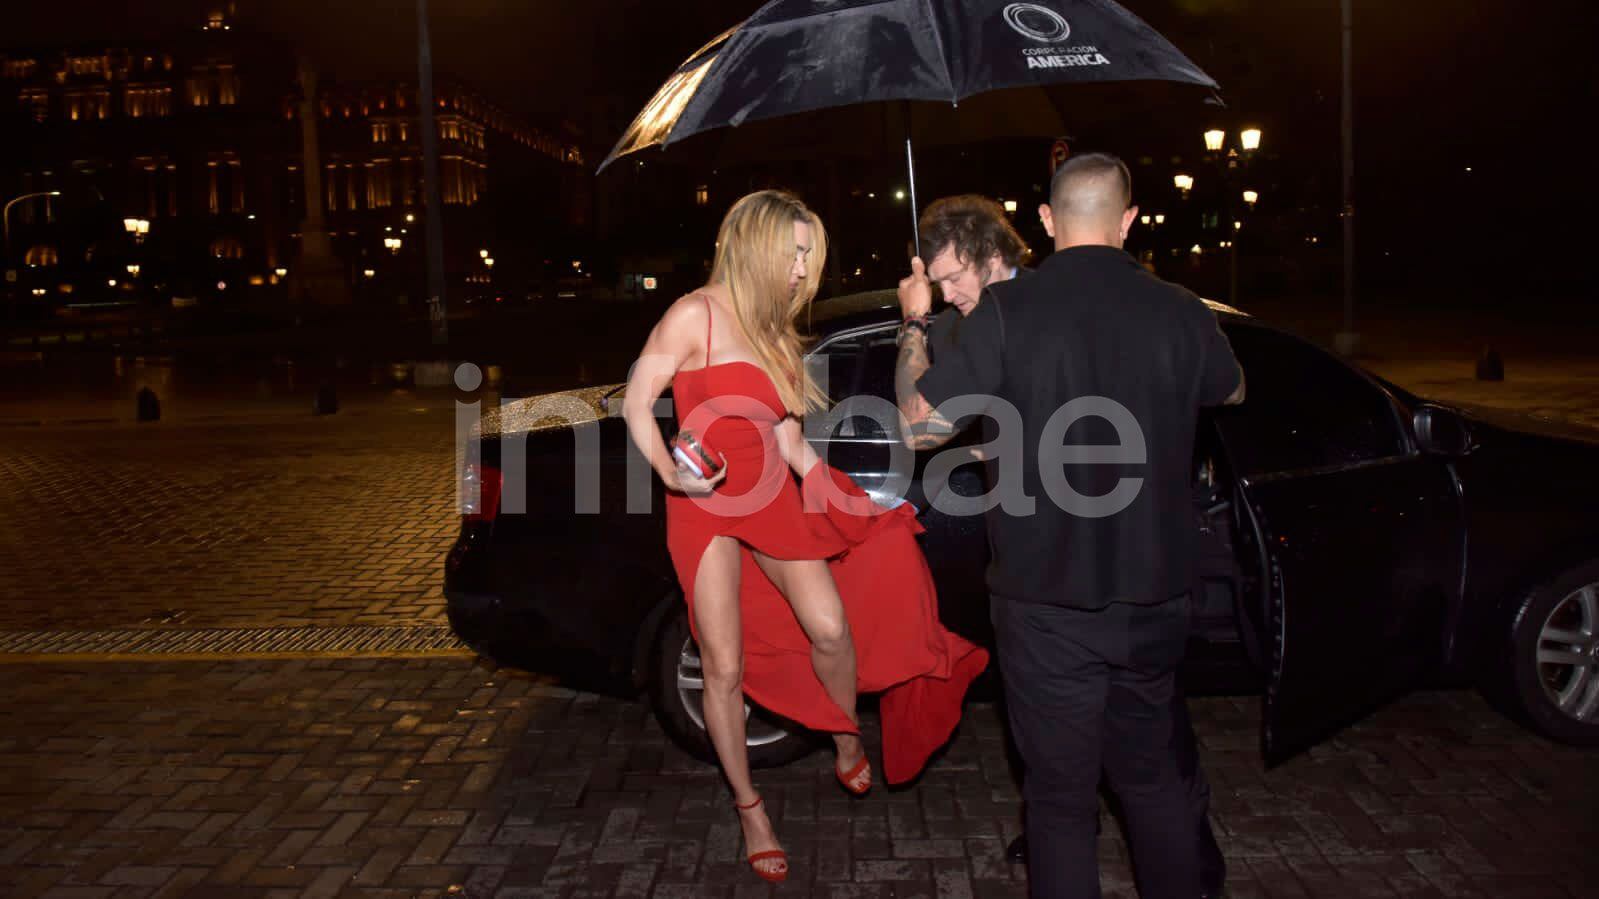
xmin=136 ymin=386 xmax=161 ymax=422
xmin=313 ymin=381 xmax=339 ymax=415
xmin=1475 ymin=347 xmax=1505 ymax=382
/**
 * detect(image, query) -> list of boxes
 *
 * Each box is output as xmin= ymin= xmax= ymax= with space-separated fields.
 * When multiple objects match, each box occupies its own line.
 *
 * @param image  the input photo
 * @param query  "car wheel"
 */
xmin=1504 ymin=562 xmax=1599 ymax=747
xmin=646 ymin=601 xmax=818 ymax=768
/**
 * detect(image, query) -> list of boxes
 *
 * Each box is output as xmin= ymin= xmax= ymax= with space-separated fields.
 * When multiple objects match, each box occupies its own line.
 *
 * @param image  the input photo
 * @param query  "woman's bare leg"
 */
xmin=752 ymin=553 xmax=869 ymax=790
xmin=692 ymin=536 xmax=785 ymax=877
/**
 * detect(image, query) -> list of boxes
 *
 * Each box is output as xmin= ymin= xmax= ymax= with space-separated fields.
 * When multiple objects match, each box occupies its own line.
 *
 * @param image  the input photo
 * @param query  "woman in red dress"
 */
xmin=622 ymin=190 xmax=987 ymax=883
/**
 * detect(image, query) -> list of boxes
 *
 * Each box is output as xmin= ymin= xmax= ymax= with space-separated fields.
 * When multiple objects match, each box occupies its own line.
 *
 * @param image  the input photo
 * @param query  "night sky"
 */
xmin=9 ymin=0 xmax=1595 ymax=294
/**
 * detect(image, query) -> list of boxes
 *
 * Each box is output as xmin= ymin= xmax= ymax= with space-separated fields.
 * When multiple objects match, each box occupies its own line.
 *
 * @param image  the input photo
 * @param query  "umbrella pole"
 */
xmin=905 ymin=137 xmax=920 ymax=259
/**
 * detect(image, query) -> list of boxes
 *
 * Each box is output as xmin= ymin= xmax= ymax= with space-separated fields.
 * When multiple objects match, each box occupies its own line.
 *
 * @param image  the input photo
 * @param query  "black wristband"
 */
xmin=897 ymin=316 xmax=928 ymax=347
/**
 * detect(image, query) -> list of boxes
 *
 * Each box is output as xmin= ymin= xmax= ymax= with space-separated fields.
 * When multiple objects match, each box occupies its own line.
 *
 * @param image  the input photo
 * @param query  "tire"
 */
xmin=1500 ymin=560 xmax=1599 ymax=747
xmin=646 ymin=601 xmax=818 ymax=768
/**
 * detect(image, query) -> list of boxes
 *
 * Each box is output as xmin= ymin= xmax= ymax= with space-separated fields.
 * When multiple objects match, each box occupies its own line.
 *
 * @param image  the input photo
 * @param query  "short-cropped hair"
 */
xmin=1049 ymin=152 xmax=1133 ymax=214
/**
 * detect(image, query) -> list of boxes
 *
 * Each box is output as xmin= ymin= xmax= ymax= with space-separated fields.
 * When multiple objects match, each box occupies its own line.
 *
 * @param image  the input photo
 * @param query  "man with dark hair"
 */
xmin=895 ymin=153 xmax=1244 ymax=898
xmin=916 ymin=194 xmax=1031 ymax=346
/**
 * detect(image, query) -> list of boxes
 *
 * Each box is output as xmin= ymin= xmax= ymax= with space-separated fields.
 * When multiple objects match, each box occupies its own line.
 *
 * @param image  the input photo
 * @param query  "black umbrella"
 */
xmin=599 ymin=0 xmax=1220 ymax=247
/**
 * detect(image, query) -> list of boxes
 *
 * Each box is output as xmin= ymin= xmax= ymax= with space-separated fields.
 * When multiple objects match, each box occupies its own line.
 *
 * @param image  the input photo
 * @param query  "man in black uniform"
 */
xmin=903 ymin=193 xmax=1228 ymax=894
xmin=895 ymin=154 xmax=1244 ymax=898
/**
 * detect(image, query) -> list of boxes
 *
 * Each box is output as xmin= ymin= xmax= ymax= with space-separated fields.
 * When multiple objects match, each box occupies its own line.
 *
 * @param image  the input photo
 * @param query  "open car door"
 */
xmin=1213 ymin=323 xmax=1464 ymax=764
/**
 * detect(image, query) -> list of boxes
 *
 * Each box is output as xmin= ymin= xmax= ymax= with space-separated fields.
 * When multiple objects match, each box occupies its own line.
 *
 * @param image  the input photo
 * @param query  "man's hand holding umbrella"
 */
xmin=897 ymin=256 xmax=934 ymax=322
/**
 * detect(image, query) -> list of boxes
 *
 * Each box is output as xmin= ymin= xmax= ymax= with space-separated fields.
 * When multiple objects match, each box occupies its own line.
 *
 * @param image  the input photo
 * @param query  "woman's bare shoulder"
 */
xmin=649 ymin=290 xmax=713 ymax=346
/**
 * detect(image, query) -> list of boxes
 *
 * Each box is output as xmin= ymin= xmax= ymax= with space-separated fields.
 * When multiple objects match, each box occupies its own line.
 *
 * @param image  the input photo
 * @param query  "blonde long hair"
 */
xmin=711 ymin=190 xmax=829 ymax=415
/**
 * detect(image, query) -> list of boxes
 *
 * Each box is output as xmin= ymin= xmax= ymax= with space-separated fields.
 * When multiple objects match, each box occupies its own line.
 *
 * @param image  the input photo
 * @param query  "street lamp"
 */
xmin=4 ymin=190 xmax=62 ymax=260
xmin=126 ymin=264 xmax=140 ymax=276
xmin=1002 ymin=199 xmax=1018 ymax=214
xmin=384 ymin=237 xmax=403 ymax=253
xmin=1173 ymin=173 xmax=1194 ymax=196
xmin=478 ymin=248 xmax=489 ymax=259
xmin=123 ymin=218 xmax=150 ymax=243
xmin=483 ymin=257 xmax=494 ymax=269
xmin=1154 ymin=214 xmax=1166 ymax=225
xmin=1198 ymin=128 xmax=1264 ymax=306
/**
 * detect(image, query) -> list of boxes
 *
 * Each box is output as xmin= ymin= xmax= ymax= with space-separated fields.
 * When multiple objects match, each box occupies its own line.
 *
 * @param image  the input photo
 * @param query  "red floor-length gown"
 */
xmin=664 ymin=295 xmax=988 ymax=785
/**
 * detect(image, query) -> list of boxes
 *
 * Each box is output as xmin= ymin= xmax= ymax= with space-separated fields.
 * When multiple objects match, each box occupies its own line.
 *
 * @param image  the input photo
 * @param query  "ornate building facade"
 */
xmin=0 ymin=6 xmax=587 ymax=315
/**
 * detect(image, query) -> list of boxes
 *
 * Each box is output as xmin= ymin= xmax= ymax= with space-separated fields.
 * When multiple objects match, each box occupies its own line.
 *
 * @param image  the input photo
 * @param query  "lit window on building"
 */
xmin=695 ymin=185 xmax=709 ymax=207
xmin=125 ymin=85 xmax=173 ymax=118
xmin=68 ymin=56 xmax=105 ymax=77
xmin=4 ymin=59 xmax=39 ymax=79
xmin=206 ymin=11 xmax=226 ymax=30
xmin=65 ymin=88 xmax=110 ymax=121
xmin=188 ymin=74 xmax=211 ymax=107
xmin=398 ymin=121 xmax=409 ymax=142
xmin=371 ymin=160 xmax=392 ymax=208
xmin=209 ymin=236 xmax=244 ymax=259
xmin=230 ymin=159 xmax=245 ymax=213
xmin=25 ymin=245 xmax=60 ymax=266
xmin=21 ymin=88 xmax=49 ymax=122
xmin=217 ymin=65 xmax=238 ymax=105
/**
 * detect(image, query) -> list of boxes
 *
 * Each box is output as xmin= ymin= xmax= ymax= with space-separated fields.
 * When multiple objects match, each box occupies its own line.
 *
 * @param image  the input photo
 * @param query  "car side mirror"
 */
xmin=1413 ymin=406 xmax=1472 ymax=457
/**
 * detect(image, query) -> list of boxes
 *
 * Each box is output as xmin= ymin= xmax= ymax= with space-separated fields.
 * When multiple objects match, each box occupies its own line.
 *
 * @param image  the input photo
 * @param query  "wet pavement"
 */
xmin=2 ymin=658 xmax=1596 ymax=899
xmin=0 ymin=413 xmax=457 ymax=632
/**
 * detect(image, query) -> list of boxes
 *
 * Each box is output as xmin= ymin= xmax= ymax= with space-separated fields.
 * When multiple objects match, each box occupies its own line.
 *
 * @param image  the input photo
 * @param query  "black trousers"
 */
xmin=992 ymin=594 xmax=1202 ymax=899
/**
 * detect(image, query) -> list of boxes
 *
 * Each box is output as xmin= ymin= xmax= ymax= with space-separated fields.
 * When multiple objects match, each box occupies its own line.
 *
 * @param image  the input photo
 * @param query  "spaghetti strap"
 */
xmin=702 ymin=294 xmax=713 ymax=359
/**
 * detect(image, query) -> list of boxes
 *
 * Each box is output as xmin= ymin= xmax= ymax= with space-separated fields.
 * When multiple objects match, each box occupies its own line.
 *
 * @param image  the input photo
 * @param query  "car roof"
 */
xmin=804 ymin=288 xmax=1250 ymax=340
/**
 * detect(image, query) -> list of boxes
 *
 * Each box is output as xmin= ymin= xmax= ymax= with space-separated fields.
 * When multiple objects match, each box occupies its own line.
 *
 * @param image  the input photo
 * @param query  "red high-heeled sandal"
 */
xmin=735 ymin=796 xmax=788 ymax=883
xmin=836 ymin=754 xmax=872 ymax=796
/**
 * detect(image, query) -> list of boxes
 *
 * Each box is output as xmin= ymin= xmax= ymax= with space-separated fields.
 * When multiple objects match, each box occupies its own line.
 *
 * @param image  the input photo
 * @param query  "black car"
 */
xmin=445 ymin=290 xmax=1599 ymax=767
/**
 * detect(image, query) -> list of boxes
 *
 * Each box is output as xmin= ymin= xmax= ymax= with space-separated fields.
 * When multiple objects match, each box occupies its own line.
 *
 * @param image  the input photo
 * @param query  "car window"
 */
xmin=1214 ymin=324 xmax=1406 ymax=476
xmin=806 ymin=326 xmax=900 ymax=440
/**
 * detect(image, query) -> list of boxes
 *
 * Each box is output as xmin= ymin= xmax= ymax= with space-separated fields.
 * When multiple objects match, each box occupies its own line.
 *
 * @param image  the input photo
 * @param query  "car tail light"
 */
xmin=461 ymin=462 xmax=503 ymax=523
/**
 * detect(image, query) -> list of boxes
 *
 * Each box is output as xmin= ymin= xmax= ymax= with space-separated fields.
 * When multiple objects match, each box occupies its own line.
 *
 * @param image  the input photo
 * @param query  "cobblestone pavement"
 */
xmin=0 ymin=412 xmax=460 ymax=631
xmin=2 ymin=658 xmax=1595 ymax=899
xmin=4 ymin=327 xmax=1599 ymax=897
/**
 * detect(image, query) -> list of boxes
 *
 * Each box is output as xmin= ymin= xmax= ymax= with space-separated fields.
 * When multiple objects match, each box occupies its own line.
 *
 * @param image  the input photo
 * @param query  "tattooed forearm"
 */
xmin=894 ymin=329 xmax=930 ymax=416
xmin=895 ymin=329 xmax=956 ymax=450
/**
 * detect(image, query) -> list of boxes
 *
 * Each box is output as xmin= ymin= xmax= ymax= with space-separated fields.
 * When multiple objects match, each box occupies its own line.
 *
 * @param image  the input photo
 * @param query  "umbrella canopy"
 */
xmin=599 ymin=0 xmax=1218 ymax=172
